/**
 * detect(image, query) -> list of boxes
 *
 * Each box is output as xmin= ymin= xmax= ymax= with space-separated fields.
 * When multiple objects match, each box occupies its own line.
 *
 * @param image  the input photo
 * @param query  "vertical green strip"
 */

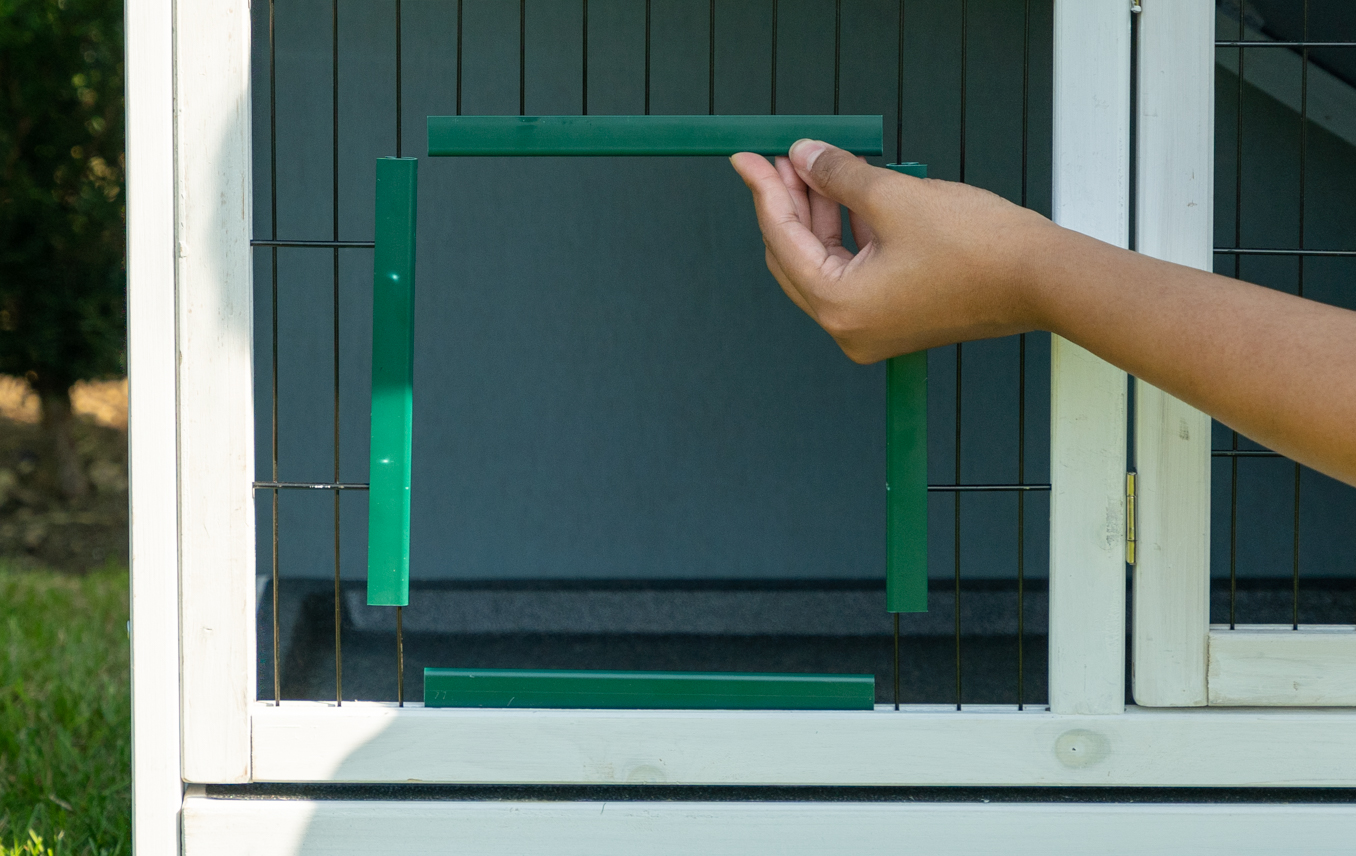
xmin=886 ymin=162 xmax=928 ymax=613
xmin=367 ymin=157 xmax=418 ymax=606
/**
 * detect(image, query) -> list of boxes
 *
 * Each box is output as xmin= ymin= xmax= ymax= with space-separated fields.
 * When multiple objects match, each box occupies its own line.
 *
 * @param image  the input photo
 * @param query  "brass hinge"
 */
xmin=1125 ymin=471 xmax=1137 ymax=565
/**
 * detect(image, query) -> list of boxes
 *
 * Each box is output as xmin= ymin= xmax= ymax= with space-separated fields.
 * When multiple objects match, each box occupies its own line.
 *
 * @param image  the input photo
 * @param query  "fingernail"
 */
xmin=790 ymin=138 xmax=828 ymax=170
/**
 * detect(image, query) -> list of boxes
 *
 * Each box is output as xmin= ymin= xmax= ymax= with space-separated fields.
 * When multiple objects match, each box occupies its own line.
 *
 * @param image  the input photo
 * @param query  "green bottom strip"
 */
xmin=424 ymin=668 xmax=875 ymax=710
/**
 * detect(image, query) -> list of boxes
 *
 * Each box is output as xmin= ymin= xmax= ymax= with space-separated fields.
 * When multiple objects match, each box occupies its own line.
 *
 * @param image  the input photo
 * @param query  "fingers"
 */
xmin=765 ymin=249 xmax=815 ymax=318
xmin=848 ymin=207 xmax=875 ymax=250
xmin=773 ymin=156 xmax=811 ymax=228
xmin=788 ymin=139 xmax=886 ymax=214
xmin=780 ymin=152 xmax=846 ymax=254
xmin=808 ymin=187 xmax=843 ymax=249
xmin=729 ymin=152 xmax=836 ymax=292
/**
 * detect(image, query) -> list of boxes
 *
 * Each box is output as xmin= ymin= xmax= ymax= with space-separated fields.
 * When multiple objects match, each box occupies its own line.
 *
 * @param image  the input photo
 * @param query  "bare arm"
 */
xmin=730 ymin=140 xmax=1356 ymax=486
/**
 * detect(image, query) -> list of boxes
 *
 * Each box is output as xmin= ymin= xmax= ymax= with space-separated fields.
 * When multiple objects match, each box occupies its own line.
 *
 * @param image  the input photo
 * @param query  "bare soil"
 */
xmin=0 ymin=379 xmax=128 ymax=572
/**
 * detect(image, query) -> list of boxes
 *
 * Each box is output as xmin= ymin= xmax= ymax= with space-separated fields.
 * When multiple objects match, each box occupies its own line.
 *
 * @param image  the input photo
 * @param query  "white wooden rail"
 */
xmin=126 ymin=0 xmax=182 ymax=850
xmin=173 ymin=0 xmax=256 ymax=784
xmin=1048 ymin=0 xmax=1131 ymax=715
xmin=249 ymin=702 xmax=1356 ymax=787
xmin=183 ymin=797 xmax=1356 ymax=856
xmin=1209 ymin=627 xmax=1356 ymax=705
xmin=1130 ymin=0 xmax=1213 ymax=706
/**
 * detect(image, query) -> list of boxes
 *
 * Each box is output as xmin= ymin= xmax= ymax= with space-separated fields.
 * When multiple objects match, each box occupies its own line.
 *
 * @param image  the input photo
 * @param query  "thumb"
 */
xmin=789 ymin=139 xmax=882 ymax=214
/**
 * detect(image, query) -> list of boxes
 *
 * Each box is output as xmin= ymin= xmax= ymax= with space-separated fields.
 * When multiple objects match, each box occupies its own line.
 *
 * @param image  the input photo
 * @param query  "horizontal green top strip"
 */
xmin=427 ymin=115 xmax=883 ymax=157
xmin=424 ymin=667 xmax=875 ymax=710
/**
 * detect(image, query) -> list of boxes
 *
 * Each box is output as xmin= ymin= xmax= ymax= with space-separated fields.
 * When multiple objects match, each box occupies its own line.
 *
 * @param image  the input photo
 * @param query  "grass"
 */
xmin=0 ymin=565 xmax=129 ymax=856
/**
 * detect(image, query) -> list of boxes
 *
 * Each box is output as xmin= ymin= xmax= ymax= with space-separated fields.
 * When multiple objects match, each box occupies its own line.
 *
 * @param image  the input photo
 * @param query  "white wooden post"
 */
xmin=174 ymin=0 xmax=256 ymax=782
xmin=1048 ymin=0 xmax=1132 ymax=715
xmin=127 ymin=0 xmax=184 ymax=849
xmin=182 ymin=798 xmax=1356 ymax=856
xmin=1131 ymin=0 xmax=1213 ymax=707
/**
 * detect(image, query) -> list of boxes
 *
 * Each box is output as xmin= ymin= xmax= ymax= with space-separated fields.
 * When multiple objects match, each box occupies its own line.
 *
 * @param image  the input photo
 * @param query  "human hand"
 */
xmin=729 ymin=139 xmax=1057 ymax=363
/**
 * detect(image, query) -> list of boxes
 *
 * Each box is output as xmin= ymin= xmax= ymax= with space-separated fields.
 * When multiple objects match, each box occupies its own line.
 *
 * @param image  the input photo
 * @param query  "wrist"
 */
xmin=1007 ymin=217 xmax=1093 ymax=339
xmin=990 ymin=209 xmax=1066 ymax=337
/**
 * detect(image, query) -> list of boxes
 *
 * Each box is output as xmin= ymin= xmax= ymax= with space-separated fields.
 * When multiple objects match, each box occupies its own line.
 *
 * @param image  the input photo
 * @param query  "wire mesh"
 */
xmin=253 ymin=0 xmax=1054 ymax=709
xmin=1214 ymin=0 xmax=1356 ymax=630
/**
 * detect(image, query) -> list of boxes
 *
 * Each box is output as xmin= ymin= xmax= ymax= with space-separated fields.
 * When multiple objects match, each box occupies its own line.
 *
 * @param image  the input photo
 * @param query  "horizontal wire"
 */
xmin=1216 ymin=40 xmax=1356 ymax=48
xmin=1211 ymin=450 xmax=1283 ymax=458
xmin=1215 ymin=247 xmax=1356 ymax=257
xmin=251 ymin=239 xmax=376 ymax=249
xmin=255 ymin=481 xmax=1049 ymax=493
xmin=254 ymin=481 xmax=370 ymax=490
xmin=928 ymin=484 xmax=1051 ymax=492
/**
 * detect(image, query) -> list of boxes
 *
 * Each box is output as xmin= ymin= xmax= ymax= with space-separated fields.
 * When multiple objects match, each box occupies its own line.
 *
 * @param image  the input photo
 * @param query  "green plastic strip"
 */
xmin=885 ymin=162 xmax=929 ymax=613
xmin=424 ymin=668 xmax=875 ymax=710
xmin=428 ymin=115 xmax=883 ymax=157
xmin=367 ymin=157 xmax=419 ymax=607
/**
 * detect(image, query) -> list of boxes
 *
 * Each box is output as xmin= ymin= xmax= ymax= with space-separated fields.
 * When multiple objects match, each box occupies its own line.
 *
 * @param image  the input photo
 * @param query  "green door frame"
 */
xmin=367 ymin=115 xmax=926 ymax=624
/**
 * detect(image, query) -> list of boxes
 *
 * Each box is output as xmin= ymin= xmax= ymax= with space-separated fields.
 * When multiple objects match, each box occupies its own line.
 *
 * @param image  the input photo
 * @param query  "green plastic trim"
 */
xmin=428 ymin=115 xmax=883 ymax=157
xmin=885 ymin=162 xmax=929 ymax=613
xmin=424 ymin=668 xmax=875 ymax=710
xmin=366 ymin=157 xmax=419 ymax=607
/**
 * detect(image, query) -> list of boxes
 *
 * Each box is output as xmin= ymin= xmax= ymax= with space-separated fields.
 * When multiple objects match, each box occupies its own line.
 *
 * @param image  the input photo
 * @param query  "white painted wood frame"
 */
xmin=249 ymin=702 xmax=1356 ymax=787
xmin=173 ymin=0 xmax=256 ymax=782
xmin=1130 ymin=0 xmax=1213 ymax=706
xmin=1134 ymin=4 xmax=1356 ymax=710
xmin=139 ymin=5 xmax=1356 ymax=854
xmin=1209 ymin=627 xmax=1356 ymax=706
xmin=1048 ymin=0 xmax=1131 ymax=715
xmin=126 ymin=0 xmax=183 ymax=851
xmin=183 ymin=796 xmax=1356 ymax=856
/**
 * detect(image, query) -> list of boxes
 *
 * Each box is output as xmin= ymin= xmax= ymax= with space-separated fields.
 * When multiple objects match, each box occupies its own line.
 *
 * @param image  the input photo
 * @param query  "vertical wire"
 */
xmin=521 ymin=0 xmax=528 ymax=116
xmin=892 ymin=0 xmax=904 ymax=711
xmin=895 ymin=0 xmax=903 ymax=164
xmin=581 ymin=0 xmax=588 ymax=115
xmin=395 ymin=0 xmax=402 ymax=155
xmin=769 ymin=0 xmax=778 ymax=115
xmin=332 ymin=0 xmax=343 ymax=706
xmin=1229 ymin=449 xmax=1238 ymax=629
xmin=957 ymin=0 xmax=967 ymax=185
xmin=1015 ymin=0 xmax=1030 ymax=712
xmin=1293 ymin=0 xmax=1309 ymax=632
xmin=832 ymin=0 xmax=841 ymax=115
xmin=269 ymin=0 xmax=281 ymax=708
xmin=644 ymin=0 xmax=651 ymax=115
xmin=1293 ymin=462 xmax=1302 ymax=629
xmin=954 ymin=345 xmax=962 ymax=711
xmin=1019 ymin=0 xmax=1029 ymax=210
xmin=394 ymin=0 xmax=405 ymax=705
xmin=456 ymin=0 xmax=464 ymax=116
xmin=1229 ymin=11 xmax=1244 ymax=630
xmin=953 ymin=0 xmax=968 ymax=713
xmin=1016 ymin=338 xmax=1027 ymax=710
xmin=893 ymin=613 xmax=900 ymax=710
xmin=708 ymin=0 xmax=715 ymax=115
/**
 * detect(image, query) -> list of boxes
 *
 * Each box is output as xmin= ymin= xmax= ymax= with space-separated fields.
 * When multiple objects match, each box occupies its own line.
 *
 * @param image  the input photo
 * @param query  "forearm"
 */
xmin=1027 ymin=227 xmax=1356 ymax=485
xmin=731 ymin=142 xmax=1356 ymax=486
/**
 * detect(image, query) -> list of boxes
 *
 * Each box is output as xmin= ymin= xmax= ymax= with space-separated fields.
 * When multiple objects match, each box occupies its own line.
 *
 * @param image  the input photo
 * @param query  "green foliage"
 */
xmin=0 ymin=565 xmax=130 ymax=856
xmin=0 ymin=0 xmax=125 ymax=398
xmin=2 ymin=831 xmax=58 ymax=856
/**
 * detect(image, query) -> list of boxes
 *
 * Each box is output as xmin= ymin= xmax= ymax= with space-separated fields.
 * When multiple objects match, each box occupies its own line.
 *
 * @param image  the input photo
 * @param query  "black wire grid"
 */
xmin=252 ymin=0 xmax=1049 ymax=710
xmin=1215 ymin=2 xmax=1356 ymax=631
